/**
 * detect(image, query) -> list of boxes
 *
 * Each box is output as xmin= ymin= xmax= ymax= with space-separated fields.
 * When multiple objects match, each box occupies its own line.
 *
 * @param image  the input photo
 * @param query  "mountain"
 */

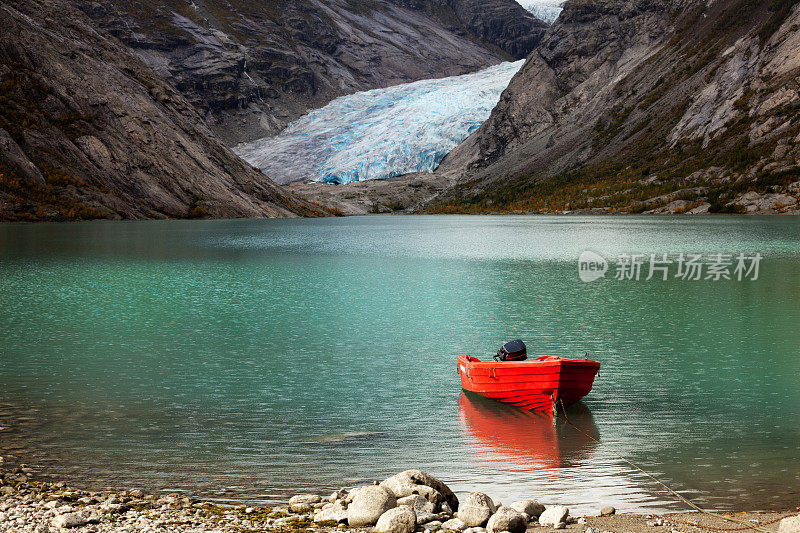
xmin=432 ymin=0 xmax=800 ymax=214
xmin=0 ymin=0 xmax=326 ymax=222
xmin=73 ymin=0 xmax=548 ymax=144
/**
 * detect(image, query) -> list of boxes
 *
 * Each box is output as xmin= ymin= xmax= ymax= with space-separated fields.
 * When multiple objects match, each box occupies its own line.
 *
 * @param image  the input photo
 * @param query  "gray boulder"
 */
xmin=779 ymin=516 xmax=800 ymax=533
xmin=398 ymin=494 xmax=436 ymax=514
xmin=51 ymin=513 xmax=87 ymax=528
xmin=441 ymin=518 xmax=468 ymax=531
xmin=290 ymin=494 xmax=322 ymax=505
xmin=375 ymin=506 xmax=417 ymax=533
xmin=486 ymin=507 xmax=526 ymax=533
xmin=599 ymin=506 xmax=615 ymax=516
xmin=538 ymin=506 xmax=569 ymax=527
xmin=329 ymin=489 xmax=348 ymax=502
xmin=509 ymin=500 xmax=545 ymax=519
xmin=347 ymin=486 xmax=397 ymax=527
xmin=457 ymin=493 xmax=496 ymax=527
xmin=416 ymin=511 xmax=441 ymax=525
xmin=381 ymin=470 xmax=459 ymax=511
xmin=314 ymin=500 xmax=348 ymax=523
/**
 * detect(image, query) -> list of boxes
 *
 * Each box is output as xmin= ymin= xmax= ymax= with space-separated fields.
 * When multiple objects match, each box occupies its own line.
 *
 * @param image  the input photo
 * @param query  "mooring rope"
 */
xmin=556 ymin=399 xmax=788 ymax=533
xmin=674 ymin=513 xmax=799 ymax=532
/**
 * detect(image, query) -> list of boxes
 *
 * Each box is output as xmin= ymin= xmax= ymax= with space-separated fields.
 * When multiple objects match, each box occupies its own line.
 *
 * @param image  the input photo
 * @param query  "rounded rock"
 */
xmin=314 ymin=500 xmax=348 ymax=523
xmin=381 ymin=470 xmax=459 ymax=511
xmin=487 ymin=507 xmax=526 ymax=533
xmin=399 ymin=495 xmax=436 ymax=514
xmin=375 ymin=506 xmax=417 ymax=533
xmin=600 ymin=506 xmax=616 ymax=517
xmin=509 ymin=500 xmax=545 ymax=519
xmin=51 ymin=512 xmax=86 ymax=528
xmin=290 ymin=503 xmax=313 ymax=513
xmin=538 ymin=506 xmax=569 ymax=527
xmin=457 ymin=493 xmax=496 ymax=527
xmin=441 ymin=517 xmax=468 ymax=531
xmin=416 ymin=511 xmax=440 ymax=525
xmin=290 ymin=494 xmax=322 ymax=505
xmin=347 ymin=485 xmax=397 ymax=527
xmin=779 ymin=516 xmax=800 ymax=533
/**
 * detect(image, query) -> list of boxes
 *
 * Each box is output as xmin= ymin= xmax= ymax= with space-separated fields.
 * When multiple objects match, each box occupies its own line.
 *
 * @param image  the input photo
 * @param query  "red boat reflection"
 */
xmin=458 ymin=390 xmax=599 ymax=472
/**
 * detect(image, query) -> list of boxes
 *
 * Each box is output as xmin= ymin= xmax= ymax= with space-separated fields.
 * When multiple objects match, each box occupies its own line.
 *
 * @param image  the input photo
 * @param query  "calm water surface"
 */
xmin=1 ymin=216 xmax=799 ymax=514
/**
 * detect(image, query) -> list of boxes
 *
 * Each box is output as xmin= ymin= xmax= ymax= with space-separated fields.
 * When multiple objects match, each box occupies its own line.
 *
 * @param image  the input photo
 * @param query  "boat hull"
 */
xmin=457 ymin=355 xmax=600 ymax=412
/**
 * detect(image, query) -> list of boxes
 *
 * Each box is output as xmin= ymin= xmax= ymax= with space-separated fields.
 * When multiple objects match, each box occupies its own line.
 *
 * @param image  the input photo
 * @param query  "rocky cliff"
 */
xmin=433 ymin=0 xmax=800 ymax=214
xmin=72 ymin=0 xmax=547 ymax=144
xmin=0 ymin=0 xmax=326 ymax=222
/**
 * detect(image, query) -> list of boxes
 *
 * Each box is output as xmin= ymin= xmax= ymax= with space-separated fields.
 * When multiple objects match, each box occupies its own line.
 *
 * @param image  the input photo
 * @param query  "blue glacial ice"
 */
xmin=517 ymin=0 xmax=565 ymax=23
xmin=234 ymin=60 xmax=524 ymax=185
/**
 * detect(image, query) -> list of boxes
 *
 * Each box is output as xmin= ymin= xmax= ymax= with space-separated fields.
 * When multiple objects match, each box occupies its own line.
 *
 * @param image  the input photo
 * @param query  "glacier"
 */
xmin=234 ymin=60 xmax=524 ymax=185
xmin=516 ymin=0 xmax=565 ymax=23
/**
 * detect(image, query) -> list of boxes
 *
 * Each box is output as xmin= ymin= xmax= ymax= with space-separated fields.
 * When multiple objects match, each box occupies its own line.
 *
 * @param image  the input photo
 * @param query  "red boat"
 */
xmin=457 ymin=354 xmax=600 ymax=412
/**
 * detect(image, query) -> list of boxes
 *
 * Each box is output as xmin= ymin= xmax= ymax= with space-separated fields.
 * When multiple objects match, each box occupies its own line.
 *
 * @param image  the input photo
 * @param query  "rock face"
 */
xmin=486 ymin=507 xmax=526 ymax=533
xmin=73 ymin=0 xmax=546 ymax=144
xmin=347 ymin=486 xmax=397 ymax=527
xmin=457 ymin=493 xmax=496 ymax=527
xmin=432 ymin=0 xmax=800 ymax=215
xmin=0 ymin=0 xmax=324 ymax=221
xmin=442 ymin=0 xmax=548 ymax=59
xmin=375 ymin=506 xmax=417 ymax=533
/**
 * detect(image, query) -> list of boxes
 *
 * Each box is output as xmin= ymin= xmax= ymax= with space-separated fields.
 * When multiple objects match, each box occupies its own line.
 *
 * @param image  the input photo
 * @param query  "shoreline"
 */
xmin=3 ymin=211 xmax=800 ymax=227
xmin=1 ymin=460 xmax=798 ymax=533
xmin=2 ymin=401 xmax=799 ymax=521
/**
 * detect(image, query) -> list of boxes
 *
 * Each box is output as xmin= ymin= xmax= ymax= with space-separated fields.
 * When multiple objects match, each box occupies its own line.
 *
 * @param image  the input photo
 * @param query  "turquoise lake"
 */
xmin=1 ymin=215 xmax=799 ymax=514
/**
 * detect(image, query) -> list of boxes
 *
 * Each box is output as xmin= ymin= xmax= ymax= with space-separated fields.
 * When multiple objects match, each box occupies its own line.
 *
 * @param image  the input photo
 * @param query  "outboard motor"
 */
xmin=494 ymin=339 xmax=527 ymax=361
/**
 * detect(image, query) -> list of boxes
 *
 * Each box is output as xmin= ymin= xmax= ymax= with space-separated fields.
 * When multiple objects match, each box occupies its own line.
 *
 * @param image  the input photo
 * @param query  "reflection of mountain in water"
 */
xmin=458 ymin=391 xmax=599 ymax=471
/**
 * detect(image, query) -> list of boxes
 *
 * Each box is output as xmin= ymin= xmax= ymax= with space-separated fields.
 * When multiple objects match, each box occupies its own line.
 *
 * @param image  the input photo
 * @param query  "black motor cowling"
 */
xmin=494 ymin=339 xmax=527 ymax=361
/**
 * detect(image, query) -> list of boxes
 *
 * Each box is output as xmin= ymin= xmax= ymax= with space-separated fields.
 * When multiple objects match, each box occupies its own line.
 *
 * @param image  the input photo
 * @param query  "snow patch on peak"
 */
xmin=234 ymin=61 xmax=524 ymax=185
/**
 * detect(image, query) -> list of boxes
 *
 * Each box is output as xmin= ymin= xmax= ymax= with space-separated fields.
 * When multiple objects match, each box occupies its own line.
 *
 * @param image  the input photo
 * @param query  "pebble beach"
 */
xmin=1 ymin=458 xmax=798 ymax=533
